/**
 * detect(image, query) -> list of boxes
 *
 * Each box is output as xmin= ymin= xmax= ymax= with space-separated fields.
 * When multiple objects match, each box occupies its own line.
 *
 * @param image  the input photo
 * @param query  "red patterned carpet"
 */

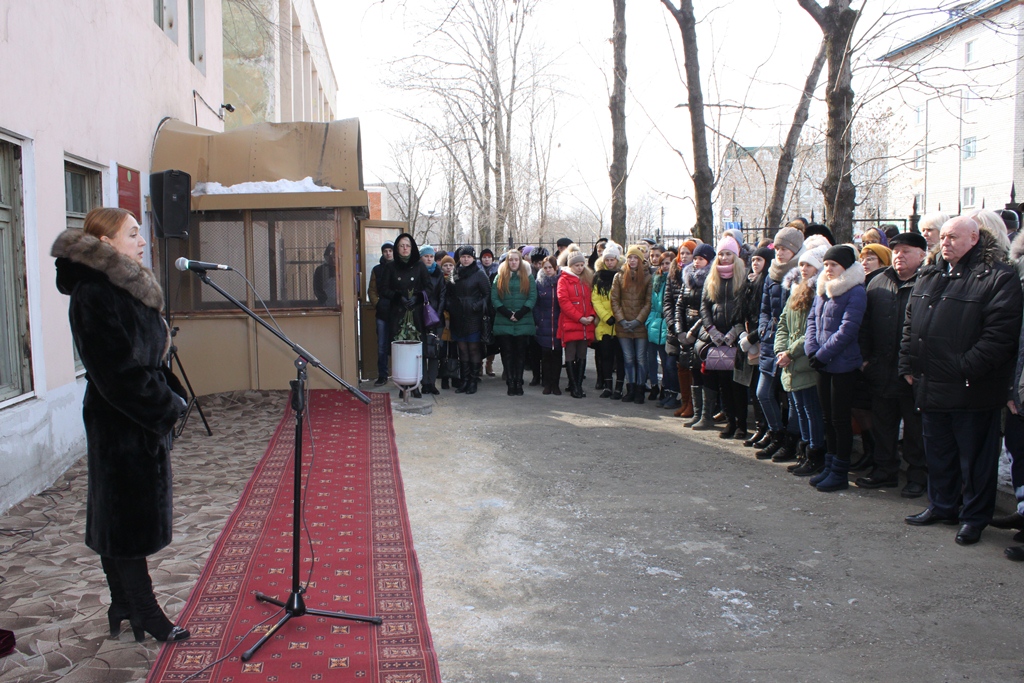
xmin=147 ymin=390 xmax=440 ymax=683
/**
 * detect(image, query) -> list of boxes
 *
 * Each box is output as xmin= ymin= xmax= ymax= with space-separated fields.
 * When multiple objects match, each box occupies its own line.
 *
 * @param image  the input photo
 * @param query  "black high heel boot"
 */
xmin=117 ymin=557 xmax=190 ymax=643
xmin=102 ymin=556 xmax=131 ymax=638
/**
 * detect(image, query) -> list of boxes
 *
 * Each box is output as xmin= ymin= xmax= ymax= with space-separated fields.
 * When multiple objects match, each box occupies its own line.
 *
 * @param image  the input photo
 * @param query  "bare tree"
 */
xmin=383 ymin=135 xmax=434 ymax=243
xmin=766 ymin=38 xmax=827 ymax=233
xmin=609 ymin=0 xmax=628 ymax=246
xmin=660 ymin=0 xmax=715 ymax=244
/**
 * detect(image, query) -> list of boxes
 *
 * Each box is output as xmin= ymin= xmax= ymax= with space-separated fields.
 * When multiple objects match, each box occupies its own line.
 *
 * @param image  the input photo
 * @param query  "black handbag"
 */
xmin=423 ymin=332 xmax=440 ymax=360
xmin=481 ymin=312 xmax=495 ymax=345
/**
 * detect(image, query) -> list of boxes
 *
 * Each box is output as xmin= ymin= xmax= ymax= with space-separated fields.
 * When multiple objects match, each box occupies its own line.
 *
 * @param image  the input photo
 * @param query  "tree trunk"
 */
xmin=798 ymin=0 xmax=859 ymax=244
xmin=609 ymin=0 xmax=628 ymax=247
xmin=662 ymin=0 xmax=715 ymax=244
xmin=766 ymin=38 xmax=826 ymax=235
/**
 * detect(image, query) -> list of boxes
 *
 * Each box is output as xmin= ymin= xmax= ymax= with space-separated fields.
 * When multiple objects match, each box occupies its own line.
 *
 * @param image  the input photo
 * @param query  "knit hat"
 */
xmin=556 ymin=237 xmax=573 ymax=248
xmin=381 ymin=241 xmax=394 ymax=251
xmin=480 ymin=248 xmax=494 ymax=258
xmin=724 ymin=228 xmax=744 ymax=246
xmin=860 ymin=243 xmax=892 ymax=267
xmin=440 ymin=254 xmax=455 ymax=267
xmin=626 ymin=245 xmax=646 ymax=261
xmin=521 ymin=245 xmax=534 ymax=258
xmin=798 ymin=245 xmax=827 ymax=272
xmin=773 ymin=227 xmax=805 ymax=255
xmin=717 ymin=235 xmax=741 ymax=256
xmin=568 ymin=252 xmax=587 ymax=266
xmin=602 ymin=241 xmax=623 ymax=260
xmin=889 ymin=232 xmax=928 ymax=251
xmin=752 ymin=245 xmax=775 ymax=265
xmin=823 ymin=244 xmax=857 ymax=270
xmin=455 ymin=245 xmax=476 ymax=259
xmin=693 ymin=243 xmax=716 ymax=262
xmin=419 ymin=244 xmax=435 ymax=256
xmin=803 ymin=234 xmax=832 ymax=252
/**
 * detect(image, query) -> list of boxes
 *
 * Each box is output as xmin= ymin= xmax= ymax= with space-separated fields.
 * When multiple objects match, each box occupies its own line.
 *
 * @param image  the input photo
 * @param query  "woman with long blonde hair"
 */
xmin=490 ymin=249 xmax=538 ymax=395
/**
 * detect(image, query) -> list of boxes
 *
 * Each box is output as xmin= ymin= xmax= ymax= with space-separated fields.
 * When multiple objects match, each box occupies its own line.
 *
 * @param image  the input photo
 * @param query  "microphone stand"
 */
xmin=184 ymin=268 xmax=380 ymax=663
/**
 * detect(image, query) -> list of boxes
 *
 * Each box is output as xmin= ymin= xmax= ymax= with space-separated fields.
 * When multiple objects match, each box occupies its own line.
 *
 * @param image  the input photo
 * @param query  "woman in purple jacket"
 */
xmin=805 ymin=244 xmax=867 ymax=492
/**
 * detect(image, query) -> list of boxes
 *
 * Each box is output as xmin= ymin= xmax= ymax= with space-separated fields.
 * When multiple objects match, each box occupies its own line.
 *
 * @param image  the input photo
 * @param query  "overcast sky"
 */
xmin=315 ymin=0 xmax=947 ymax=232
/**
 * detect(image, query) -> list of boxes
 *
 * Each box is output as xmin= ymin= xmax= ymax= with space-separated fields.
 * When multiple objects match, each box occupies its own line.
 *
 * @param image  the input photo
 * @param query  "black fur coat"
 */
xmin=52 ymin=229 xmax=185 ymax=559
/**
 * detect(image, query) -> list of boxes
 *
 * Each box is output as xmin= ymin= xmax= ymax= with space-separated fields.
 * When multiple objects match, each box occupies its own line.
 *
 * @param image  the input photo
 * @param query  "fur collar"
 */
xmin=817 ymin=261 xmax=866 ymax=298
xmin=926 ymin=228 xmax=1009 ymax=274
xmin=782 ymin=265 xmax=802 ymax=291
xmin=1011 ymin=229 xmax=1024 ymax=263
xmin=768 ymin=250 xmax=800 ymax=283
xmin=51 ymin=229 xmax=164 ymax=310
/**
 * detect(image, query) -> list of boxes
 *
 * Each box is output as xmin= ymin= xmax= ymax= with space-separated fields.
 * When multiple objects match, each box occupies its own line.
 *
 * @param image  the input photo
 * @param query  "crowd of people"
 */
xmin=368 ymin=210 xmax=1024 ymax=563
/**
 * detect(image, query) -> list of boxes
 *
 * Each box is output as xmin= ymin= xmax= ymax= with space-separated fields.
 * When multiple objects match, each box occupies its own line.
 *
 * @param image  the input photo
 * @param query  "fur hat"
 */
xmin=602 ymin=241 xmax=623 ymax=260
xmin=823 ymin=244 xmax=857 ymax=270
xmin=693 ymin=243 xmax=716 ymax=262
xmin=798 ymin=245 xmax=828 ymax=272
xmin=773 ymin=227 xmax=804 ymax=255
xmin=889 ymin=232 xmax=928 ymax=251
xmin=717 ymin=235 xmax=741 ymax=256
xmin=456 ymin=245 xmax=476 ymax=259
xmin=860 ymin=243 xmax=892 ymax=267
xmin=803 ymin=234 xmax=832 ymax=252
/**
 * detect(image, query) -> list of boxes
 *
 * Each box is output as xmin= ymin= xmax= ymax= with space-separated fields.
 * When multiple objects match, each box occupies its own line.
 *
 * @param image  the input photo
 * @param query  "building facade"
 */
xmin=0 ymin=0 xmax=224 ymax=512
xmin=223 ymin=0 xmax=338 ymax=128
xmin=882 ymin=0 xmax=1024 ymax=217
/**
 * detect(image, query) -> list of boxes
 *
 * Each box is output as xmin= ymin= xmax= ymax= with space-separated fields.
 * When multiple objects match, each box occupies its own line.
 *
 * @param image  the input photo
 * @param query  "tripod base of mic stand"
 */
xmin=241 ymin=589 xmax=383 ymax=662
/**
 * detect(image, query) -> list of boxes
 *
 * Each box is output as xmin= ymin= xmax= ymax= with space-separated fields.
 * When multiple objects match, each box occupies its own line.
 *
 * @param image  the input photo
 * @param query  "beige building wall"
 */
xmin=884 ymin=4 xmax=1024 ymax=217
xmin=223 ymin=0 xmax=338 ymax=129
xmin=0 ymin=0 xmax=224 ymax=513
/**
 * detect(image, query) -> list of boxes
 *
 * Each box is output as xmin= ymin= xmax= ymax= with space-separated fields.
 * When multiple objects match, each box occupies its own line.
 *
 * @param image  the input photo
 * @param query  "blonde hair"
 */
xmin=970 ymin=209 xmax=1012 ymax=256
xmin=703 ymin=252 xmax=747 ymax=303
xmin=496 ymin=250 xmax=531 ymax=297
xmin=84 ymin=207 xmax=132 ymax=240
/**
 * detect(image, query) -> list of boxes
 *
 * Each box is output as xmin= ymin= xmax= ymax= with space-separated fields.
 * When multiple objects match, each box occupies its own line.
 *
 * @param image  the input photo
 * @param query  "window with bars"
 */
xmin=165 ymin=209 xmax=338 ymax=312
xmin=0 ymin=140 xmax=32 ymax=401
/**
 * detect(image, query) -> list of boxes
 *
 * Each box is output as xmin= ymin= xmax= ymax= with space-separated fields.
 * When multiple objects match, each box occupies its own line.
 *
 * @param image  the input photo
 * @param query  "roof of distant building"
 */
xmin=879 ymin=0 xmax=1020 ymax=61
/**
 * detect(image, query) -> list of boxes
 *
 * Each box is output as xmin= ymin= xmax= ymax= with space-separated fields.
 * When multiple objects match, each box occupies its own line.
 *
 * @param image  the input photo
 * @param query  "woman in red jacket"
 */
xmin=557 ymin=252 xmax=597 ymax=398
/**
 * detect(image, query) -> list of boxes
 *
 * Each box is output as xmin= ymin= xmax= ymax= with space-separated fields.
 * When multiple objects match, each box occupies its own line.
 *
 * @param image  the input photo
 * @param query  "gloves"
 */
xmin=497 ymin=306 xmax=515 ymax=320
xmin=739 ymin=334 xmax=753 ymax=353
xmin=607 ymin=317 xmax=617 ymax=326
xmin=683 ymin=330 xmax=697 ymax=346
xmin=515 ymin=308 xmax=530 ymax=320
xmin=709 ymin=327 xmax=725 ymax=346
xmin=723 ymin=330 xmax=738 ymax=346
xmin=808 ymin=354 xmax=826 ymax=371
xmin=402 ymin=296 xmax=417 ymax=310
xmin=620 ymin=320 xmax=640 ymax=331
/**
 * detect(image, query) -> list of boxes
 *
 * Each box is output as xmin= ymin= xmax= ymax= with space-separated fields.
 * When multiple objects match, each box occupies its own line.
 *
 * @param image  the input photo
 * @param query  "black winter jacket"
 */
xmin=698 ymin=276 xmax=747 ymax=346
xmin=860 ymin=266 xmax=917 ymax=398
xmin=449 ymin=261 xmax=492 ymax=338
xmin=379 ymin=233 xmax=431 ymax=338
xmin=899 ymin=232 xmax=1023 ymax=412
xmin=52 ymin=229 xmax=185 ymax=559
xmin=423 ymin=265 xmax=447 ymax=332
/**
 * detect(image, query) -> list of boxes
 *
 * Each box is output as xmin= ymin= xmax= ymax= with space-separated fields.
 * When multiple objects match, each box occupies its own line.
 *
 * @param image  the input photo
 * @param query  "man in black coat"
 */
xmin=368 ymin=240 xmax=394 ymax=385
xmin=857 ymin=232 xmax=928 ymax=497
xmin=899 ymin=216 xmax=1024 ymax=545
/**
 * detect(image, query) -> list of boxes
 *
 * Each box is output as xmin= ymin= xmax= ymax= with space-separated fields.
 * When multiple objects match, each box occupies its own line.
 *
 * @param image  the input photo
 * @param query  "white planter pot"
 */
xmin=391 ymin=340 xmax=423 ymax=386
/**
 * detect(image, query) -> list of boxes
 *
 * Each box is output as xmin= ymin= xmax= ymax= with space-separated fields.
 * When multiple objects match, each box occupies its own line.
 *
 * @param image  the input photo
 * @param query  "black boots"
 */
xmin=569 ymin=360 xmax=587 ymax=399
xmin=109 ymin=557 xmax=190 ymax=643
xmin=744 ymin=425 xmax=769 ymax=448
xmin=621 ymin=383 xmax=636 ymax=402
xmin=771 ymin=432 xmax=800 ymax=463
xmin=611 ymin=380 xmax=624 ymax=400
xmin=755 ymin=430 xmax=785 ymax=459
xmin=793 ymin=446 xmax=826 ymax=477
xmin=455 ymin=361 xmax=473 ymax=393
xmin=102 ymin=556 xmax=131 ymax=638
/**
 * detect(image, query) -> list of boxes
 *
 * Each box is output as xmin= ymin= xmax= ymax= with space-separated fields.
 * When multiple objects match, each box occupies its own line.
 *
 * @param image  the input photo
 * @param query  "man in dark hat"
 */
xmin=555 ymin=237 xmax=573 ymax=255
xmin=858 ymin=231 xmax=929 ymax=498
xmin=368 ymin=240 xmax=396 ymax=385
xmin=999 ymin=209 xmax=1019 ymax=243
xmin=900 ymin=217 xmax=1023 ymax=545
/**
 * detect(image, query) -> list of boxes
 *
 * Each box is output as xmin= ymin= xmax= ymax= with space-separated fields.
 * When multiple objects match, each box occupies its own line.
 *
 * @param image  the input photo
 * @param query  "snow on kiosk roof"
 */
xmin=151 ymin=118 xmax=368 ymax=212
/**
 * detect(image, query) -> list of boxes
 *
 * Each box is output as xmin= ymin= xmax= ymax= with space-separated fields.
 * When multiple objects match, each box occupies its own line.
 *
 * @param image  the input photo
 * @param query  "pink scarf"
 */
xmin=716 ymin=263 xmax=734 ymax=279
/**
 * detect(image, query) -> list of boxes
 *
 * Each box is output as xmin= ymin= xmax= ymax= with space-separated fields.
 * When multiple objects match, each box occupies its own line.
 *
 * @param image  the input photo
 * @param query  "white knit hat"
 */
xmin=798 ymin=245 xmax=828 ymax=272
xmin=602 ymin=241 xmax=623 ymax=260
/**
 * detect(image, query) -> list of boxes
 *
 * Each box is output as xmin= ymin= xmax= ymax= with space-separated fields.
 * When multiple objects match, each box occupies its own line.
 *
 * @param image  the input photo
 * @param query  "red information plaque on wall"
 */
xmin=118 ymin=165 xmax=141 ymax=222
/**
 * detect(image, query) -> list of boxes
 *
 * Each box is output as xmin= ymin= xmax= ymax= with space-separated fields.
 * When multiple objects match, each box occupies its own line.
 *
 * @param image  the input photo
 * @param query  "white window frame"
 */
xmin=962 ymin=137 xmax=977 ymax=160
xmin=962 ymin=186 xmax=976 ymax=208
xmin=915 ymin=106 xmax=925 ymax=125
xmin=965 ymin=39 xmax=976 ymax=64
xmin=0 ymin=137 xmax=33 ymax=402
xmin=188 ymin=0 xmax=207 ymax=75
xmin=913 ymin=148 xmax=926 ymax=169
xmin=64 ymin=157 xmax=104 ymax=373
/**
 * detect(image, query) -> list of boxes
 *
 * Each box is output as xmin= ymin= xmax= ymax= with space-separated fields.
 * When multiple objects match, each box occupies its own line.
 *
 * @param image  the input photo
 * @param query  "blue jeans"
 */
xmin=756 ymin=371 xmax=784 ymax=431
xmin=790 ymin=387 xmax=825 ymax=449
xmin=646 ymin=342 xmax=661 ymax=386
xmin=922 ymin=409 xmax=1002 ymax=525
xmin=662 ymin=351 xmax=679 ymax=392
xmin=1003 ymin=412 xmax=1024 ymax=514
xmin=376 ymin=318 xmax=391 ymax=378
xmin=618 ymin=337 xmax=648 ymax=386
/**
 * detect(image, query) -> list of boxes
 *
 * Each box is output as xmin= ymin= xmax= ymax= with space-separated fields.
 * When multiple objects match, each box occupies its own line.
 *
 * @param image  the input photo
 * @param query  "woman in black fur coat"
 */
xmin=52 ymin=208 xmax=189 ymax=644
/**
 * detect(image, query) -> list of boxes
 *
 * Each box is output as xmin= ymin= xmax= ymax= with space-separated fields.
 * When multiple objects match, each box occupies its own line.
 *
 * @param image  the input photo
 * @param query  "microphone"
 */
xmin=175 ymin=257 xmax=232 ymax=272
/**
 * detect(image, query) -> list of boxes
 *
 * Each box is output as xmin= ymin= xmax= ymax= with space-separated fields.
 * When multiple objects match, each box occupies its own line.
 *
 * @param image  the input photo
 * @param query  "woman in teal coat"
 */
xmin=491 ymin=250 xmax=538 ymax=395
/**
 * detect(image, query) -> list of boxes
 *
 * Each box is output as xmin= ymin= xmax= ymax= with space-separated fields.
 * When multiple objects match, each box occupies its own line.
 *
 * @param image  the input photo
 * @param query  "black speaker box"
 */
xmin=150 ymin=170 xmax=191 ymax=239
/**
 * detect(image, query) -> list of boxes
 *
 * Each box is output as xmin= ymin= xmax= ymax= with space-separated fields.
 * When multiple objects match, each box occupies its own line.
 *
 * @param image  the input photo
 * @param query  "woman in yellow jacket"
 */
xmin=592 ymin=242 xmax=625 ymax=399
